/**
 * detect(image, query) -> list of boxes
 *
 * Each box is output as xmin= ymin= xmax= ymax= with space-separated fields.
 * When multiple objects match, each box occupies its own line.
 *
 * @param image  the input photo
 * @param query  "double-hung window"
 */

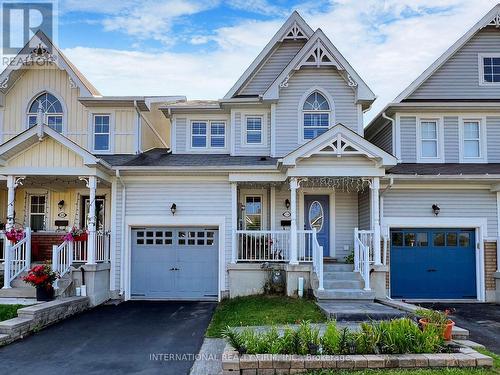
xmin=460 ymin=119 xmax=485 ymax=162
xmin=244 ymin=196 xmax=262 ymax=230
xmin=245 ymin=116 xmax=263 ymax=144
xmin=29 ymin=195 xmax=46 ymax=231
xmin=302 ymin=91 xmax=331 ymax=140
xmin=420 ymin=120 xmax=439 ymax=159
xmin=210 ymin=122 xmax=225 ymax=148
xmin=480 ymin=55 xmax=500 ymax=84
xmin=191 ymin=121 xmax=226 ymax=149
xmin=191 ymin=121 xmax=207 ymax=148
xmin=93 ymin=115 xmax=110 ymax=151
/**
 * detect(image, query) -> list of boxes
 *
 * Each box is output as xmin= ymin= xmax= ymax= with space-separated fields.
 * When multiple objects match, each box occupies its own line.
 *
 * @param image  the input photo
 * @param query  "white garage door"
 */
xmin=131 ymin=227 xmax=218 ymax=300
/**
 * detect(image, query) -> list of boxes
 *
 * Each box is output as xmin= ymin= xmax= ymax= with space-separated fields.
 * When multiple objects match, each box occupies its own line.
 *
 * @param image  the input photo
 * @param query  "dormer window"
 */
xmin=27 ymin=92 xmax=64 ymax=133
xmin=302 ymin=91 xmax=332 ymax=140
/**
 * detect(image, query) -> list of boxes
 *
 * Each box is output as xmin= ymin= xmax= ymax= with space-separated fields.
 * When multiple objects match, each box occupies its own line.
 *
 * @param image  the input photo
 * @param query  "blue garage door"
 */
xmin=390 ymin=228 xmax=476 ymax=299
xmin=131 ymin=227 xmax=218 ymax=300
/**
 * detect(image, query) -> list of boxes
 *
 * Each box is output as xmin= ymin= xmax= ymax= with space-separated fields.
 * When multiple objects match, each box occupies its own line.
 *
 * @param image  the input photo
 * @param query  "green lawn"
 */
xmin=0 ymin=304 xmax=23 ymax=322
xmin=206 ymin=295 xmax=326 ymax=337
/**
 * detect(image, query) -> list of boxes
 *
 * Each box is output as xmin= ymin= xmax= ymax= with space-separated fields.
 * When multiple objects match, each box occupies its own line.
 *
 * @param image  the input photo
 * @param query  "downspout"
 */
xmin=382 ymin=112 xmax=397 ymax=160
xmin=133 ymin=100 xmax=141 ymax=154
xmin=116 ymin=170 xmax=127 ymax=297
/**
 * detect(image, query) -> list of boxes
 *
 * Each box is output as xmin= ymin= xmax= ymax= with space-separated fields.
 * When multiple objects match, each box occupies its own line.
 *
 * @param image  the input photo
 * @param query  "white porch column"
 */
xmin=289 ymin=177 xmax=299 ymax=265
xmin=231 ymin=182 xmax=237 ymax=263
xmin=6 ymin=175 xmax=23 ymax=230
xmin=371 ymin=177 xmax=381 ymax=265
xmin=81 ymin=176 xmax=98 ymax=265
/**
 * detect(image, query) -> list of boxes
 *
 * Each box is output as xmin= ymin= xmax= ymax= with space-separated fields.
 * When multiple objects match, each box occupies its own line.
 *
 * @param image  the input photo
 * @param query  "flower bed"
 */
xmin=221 ymin=320 xmax=494 ymax=373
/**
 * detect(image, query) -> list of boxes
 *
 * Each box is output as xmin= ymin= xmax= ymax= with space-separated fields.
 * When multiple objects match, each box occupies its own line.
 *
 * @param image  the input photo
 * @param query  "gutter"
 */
xmin=116 ymin=170 xmax=127 ymax=297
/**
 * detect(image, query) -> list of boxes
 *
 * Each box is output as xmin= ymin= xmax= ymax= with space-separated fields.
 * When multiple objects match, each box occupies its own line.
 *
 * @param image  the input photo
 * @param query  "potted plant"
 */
xmin=62 ymin=227 xmax=88 ymax=242
xmin=5 ymin=227 xmax=25 ymax=243
xmin=23 ymin=263 xmax=59 ymax=301
xmin=416 ymin=308 xmax=455 ymax=341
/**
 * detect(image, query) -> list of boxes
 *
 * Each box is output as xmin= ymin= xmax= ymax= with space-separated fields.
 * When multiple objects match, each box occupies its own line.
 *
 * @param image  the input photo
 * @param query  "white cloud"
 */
xmin=61 ymin=0 xmax=500 ymax=123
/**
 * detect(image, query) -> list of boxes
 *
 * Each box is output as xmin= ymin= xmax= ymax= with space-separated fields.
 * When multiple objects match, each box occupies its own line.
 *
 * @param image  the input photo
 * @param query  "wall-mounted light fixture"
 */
xmin=170 ymin=203 xmax=177 ymax=215
xmin=432 ymin=204 xmax=440 ymax=216
xmin=285 ymin=199 xmax=290 ymax=210
xmin=58 ymin=200 xmax=65 ymax=210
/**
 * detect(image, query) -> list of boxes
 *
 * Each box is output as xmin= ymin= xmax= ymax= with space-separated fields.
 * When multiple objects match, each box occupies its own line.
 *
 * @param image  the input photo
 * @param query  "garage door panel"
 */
xmin=131 ymin=227 xmax=218 ymax=300
xmin=390 ymin=228 xmax=476 ymax=299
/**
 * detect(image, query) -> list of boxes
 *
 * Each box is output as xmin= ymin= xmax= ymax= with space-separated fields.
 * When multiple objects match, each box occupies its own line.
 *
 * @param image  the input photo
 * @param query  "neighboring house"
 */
xmin=366 ymin=5 xmax=500 ymax=302
xmin=0 ymin=7 xmax=498 ymax=304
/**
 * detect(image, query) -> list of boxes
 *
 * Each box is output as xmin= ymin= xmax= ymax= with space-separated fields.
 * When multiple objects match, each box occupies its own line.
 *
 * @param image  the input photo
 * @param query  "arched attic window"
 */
xmin=27 ymin=92 xmax=64 ymax=133
xmin=302 ymin=91 xmax=332 ymax=140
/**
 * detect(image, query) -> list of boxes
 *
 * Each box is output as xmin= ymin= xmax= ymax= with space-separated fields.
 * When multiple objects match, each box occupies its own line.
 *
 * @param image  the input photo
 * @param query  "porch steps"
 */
xmin=317 ymin=301 xmax=407 ymax=321
xmin=0 ymin=287 xmax=36 ymax=298
xmin=315 ymin=263 xmax=375 ymax=302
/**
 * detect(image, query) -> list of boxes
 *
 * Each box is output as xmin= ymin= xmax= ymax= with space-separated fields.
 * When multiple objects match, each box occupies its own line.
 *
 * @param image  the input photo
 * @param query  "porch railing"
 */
xmin=310 ymin=228 xmax=324 ymax=290
xmin=0 ymin=233 xmax=4 ymax=262
xmin=72 ymin=230 xmax=111 ymax=263
xmin=52 ymin=240 xmax=73 ymax=289
xmin=235 ymin=230 xmax=290 ymax=262
xmin=2 ymin=228 xmax=32 ymax=288
xmin=354 ymin=228 xmax=373 ymax=290
xmin=297 ymin=230 xmax=314 ymax=262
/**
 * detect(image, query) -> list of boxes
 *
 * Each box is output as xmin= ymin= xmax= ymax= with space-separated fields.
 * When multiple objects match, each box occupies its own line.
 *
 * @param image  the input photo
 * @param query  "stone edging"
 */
xmin=222 ymin=345 xmax=493 ymax=374
xmin=0 ymin=296 xmax=89 ymax=346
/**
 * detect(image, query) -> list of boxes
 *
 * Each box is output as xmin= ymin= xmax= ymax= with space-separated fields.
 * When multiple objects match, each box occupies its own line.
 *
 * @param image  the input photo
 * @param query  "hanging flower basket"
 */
xmin=62 ymin=227 xmax=88 ymax=242
xmin=5 ymin=228 xmax=25 ymax=243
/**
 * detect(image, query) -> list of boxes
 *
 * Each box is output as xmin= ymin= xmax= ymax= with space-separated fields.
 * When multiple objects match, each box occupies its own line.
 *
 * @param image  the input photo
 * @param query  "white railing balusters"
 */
xmin=310 ymin=228 xmax=324 ymax=291
xmin=354 ymin=227 xmax=373 ymax=290
xmin=236 ymin=230 xmax=291 ymax=262
xmin=69 ymin=231 xmax=110 ymax=263
xmin=52 ymin=240 xmax=74 ymax=288
xmin=2 ymin=228 xmax=31 ymax=288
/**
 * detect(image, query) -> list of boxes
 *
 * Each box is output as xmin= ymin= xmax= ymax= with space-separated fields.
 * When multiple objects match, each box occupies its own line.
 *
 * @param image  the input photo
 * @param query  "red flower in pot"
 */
xmin=5 ymin=228 xmax=25 ymax=243
xmin=23 ymin=263 xmax=59 ymax=301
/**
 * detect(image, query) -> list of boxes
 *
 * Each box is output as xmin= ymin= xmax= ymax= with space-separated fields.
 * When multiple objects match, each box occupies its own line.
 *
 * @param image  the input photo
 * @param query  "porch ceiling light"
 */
xmin=170 ymin=203 xmax=177 ymax=215
xmin=58 ymin=200 xmax=65 ymax=210
xmin=285 ymin=199 xmax=290 ymax=209
xmin=432 ymin=204 xmax=440 ymax=216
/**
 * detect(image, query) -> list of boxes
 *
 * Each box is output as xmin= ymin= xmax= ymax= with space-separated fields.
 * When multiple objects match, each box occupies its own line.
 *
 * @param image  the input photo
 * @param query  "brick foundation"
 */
xmin=31 ymin=233 xmax=64 ymax=262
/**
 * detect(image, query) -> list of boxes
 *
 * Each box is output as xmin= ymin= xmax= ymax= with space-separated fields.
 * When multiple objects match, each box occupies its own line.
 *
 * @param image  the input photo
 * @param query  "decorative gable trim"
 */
xmin=280 ymin=124 xmax=397 ymax=167
xmin=281 ymin=21 xmax=308 ymax=41
xmin=224 ymin=12 xmax=314 ymax=99
xmin=0 ymin=30 xmax=100 ymax=97
xmin=394 ymin=4 xmax=500 ymax=102
xmin=297 ymin=40 xmax=340 ymax=69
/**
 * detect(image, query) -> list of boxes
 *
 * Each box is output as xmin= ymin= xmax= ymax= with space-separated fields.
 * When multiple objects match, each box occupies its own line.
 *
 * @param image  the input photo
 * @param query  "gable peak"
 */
xmin=281 ymin=21 xmax=308 ymax=41
xmin=486 ymin=12 xmax=500 ymax=28
xmin=299 ymin=39 xmax=340 ymax=69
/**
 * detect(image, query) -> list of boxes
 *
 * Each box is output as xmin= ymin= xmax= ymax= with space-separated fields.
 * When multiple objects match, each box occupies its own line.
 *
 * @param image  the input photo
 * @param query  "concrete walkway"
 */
xmin=317 ymin=301 xmax=408 ymax=321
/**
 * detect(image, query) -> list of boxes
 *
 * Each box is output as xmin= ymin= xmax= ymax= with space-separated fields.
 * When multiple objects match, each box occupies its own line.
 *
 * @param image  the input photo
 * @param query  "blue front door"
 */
xmin=304 ymin=195 xmax=329 ymax=257
xmin=390 ymin=228 xmax=476 ymax=299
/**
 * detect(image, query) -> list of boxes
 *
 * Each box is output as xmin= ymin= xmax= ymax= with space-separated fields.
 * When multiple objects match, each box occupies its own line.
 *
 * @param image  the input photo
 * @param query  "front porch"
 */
xmin=229 ymin=176 xmax=385 ymax=297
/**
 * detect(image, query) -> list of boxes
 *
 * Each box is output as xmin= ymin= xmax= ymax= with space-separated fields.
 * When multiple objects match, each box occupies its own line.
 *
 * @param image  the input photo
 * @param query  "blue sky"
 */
xmin=5 ymin=0 xmax=500 ymax=122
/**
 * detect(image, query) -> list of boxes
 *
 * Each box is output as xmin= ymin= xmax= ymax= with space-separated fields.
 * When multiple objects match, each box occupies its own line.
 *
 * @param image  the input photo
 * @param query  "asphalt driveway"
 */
xmin=0 ymin=301 xmax=216 ymax=375
xmin=418 ymin=302 xmax=500 ymax=353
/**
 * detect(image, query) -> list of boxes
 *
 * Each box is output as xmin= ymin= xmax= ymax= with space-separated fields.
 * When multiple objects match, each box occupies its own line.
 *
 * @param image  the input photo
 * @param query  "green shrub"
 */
xmin=222 ymin=318 xmax=444 ymax=355
xmin=416 ymin=308 xmax=451 ymax=325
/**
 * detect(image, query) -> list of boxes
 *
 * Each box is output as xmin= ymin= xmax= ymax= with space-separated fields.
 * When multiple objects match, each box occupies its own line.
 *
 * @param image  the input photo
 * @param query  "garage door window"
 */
xmin=136 ymin=230 xmax=173 ymax=245
xmin=447 ymin=232 xmax=457 ymax=246
xmin=459 ymin=232 xmax=470 ymax=247
xmin=433 ymin=232 xmax=445 ymax=246
xmin=392 ymin=231 xmax=428 ymax=247
xmin=178 ymin=230 xmax=216 ymax=246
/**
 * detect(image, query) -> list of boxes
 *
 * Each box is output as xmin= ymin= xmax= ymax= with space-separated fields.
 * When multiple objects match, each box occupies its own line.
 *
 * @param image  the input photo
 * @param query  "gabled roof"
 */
xmin=263 ymin=29 xmax=376 ymax=105
xmin=224 ymin=11 xmax=314 ymax=99
xmin=0 ymin=30 xmax=100 ymax=97
xmin=0 ymin=124 xmax=111 ymax=169
xmin=393 ymin=3 xmax=500 ymax=103
xmin=280 ymin=124 xmax=397 ymax=167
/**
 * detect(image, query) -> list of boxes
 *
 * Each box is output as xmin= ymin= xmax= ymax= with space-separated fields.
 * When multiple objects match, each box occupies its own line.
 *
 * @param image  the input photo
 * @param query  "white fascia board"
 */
xmin=224 ymin=12 xmax=314 ymax=99
xmin=393 ymin=4 xmax=500 ymax=103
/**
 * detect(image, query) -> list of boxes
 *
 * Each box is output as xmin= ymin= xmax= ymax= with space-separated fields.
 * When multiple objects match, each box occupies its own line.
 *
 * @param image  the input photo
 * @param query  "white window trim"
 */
xmin=297 ymin=87 xmax=335 ymax=144
xmin=92 ymin=114 xmax=112 ymax=153
xmin=459 ymin=116 xmax=487 ymax=163
xmin=27 ymin=190 xmax=49 ymax=231
xmin=478 ymin=53 xmax=500 ymax=86
xmin=188 ymin=119 xmax=228 ymax=151
xmin=242 ymin=113 xmax=266 ymax=147
xmin=88 ymin=110 xmax=115 ymax=154
xmin=25 ymin=91 xmax=67 ymax=135
xmin=416 ymin=116 xmax=444 ymax=163
xmin=241 ymin=192 xmax=266 ymax=230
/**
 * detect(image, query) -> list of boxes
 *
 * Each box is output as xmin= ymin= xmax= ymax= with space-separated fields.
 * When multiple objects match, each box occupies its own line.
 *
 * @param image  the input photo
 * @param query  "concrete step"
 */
xmin=317 ymin=301 xmax=408 ymax=321
xmin=323 ymin=263 xmax=354 ymax=272
xmin=11 ymin=273 xmax=29 ymax=288
xmin=315 ymin=288 xmax=375 ymax=301
xmin=323 ymin=279 xmax=363 ymax=290
xmin=323 ymin=271 xmax=362 ymax=281
xmin=0 ymin=287 xmax=36 ymax=298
